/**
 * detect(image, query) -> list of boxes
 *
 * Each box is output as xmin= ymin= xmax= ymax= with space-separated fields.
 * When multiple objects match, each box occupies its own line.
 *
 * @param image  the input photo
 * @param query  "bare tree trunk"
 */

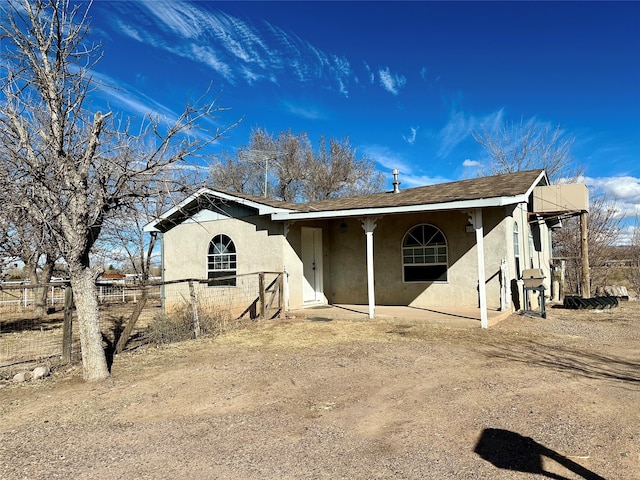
xmin=70 ymin=267 xmax=109 ymax=381
xmin=24 ymin=260 xmax=54 ymax=317
xmin=36 ymin=260 xmax=55 ymax=316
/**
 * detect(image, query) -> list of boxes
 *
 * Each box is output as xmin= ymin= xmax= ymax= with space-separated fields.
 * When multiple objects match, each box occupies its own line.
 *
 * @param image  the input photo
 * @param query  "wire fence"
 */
xmin=0 ymin=272 xmax=284 ymax=379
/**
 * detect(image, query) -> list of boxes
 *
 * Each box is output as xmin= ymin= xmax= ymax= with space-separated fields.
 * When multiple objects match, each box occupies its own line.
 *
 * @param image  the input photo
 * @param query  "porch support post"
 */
xmin=361 ymin=217 xmax=378 ymax=319
xmin=474 ymin=208 xmax=489 ymax=329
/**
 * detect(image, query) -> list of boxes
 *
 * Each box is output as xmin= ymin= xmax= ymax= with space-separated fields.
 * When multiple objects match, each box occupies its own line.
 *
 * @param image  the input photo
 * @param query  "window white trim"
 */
xmin=207 ymin=234 xmax=237 ymax=286
xmin=402 ymin=224 xmax=448 ymax=283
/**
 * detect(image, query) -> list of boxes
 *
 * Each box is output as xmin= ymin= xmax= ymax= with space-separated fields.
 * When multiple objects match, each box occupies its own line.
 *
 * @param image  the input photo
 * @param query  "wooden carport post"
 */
xmin=580 ymin=211 xmax=591 ymax=298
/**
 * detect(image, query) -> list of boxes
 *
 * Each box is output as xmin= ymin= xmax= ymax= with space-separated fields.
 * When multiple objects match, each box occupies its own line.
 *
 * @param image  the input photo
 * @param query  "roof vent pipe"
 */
xmin=392 ymin=169 xmax=401 ymax=193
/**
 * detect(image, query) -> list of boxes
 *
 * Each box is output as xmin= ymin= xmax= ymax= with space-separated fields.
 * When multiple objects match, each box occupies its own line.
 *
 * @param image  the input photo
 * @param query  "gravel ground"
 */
xmin=1 ymin=302 xmax=639 ymax=479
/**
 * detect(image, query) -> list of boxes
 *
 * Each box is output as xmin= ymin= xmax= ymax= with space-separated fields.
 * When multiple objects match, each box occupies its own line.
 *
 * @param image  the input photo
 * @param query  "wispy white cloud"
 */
xmin=438 ymin=109 xmax=505 ymax=159
xmin=363 ymin=144 xmax=412 ymax=173
xmin=403 ymin=127 xmax=419 ymax=145
xmin=402 ymin=174 xmax=453 ymax=187
xmin=362 ymin=144 xmax=451 ymax=188
xmin=91 ymin=70 xmax=179 ymax=122
xmin=282 ymin=101 xmax=326 ymax=120
xmin=363 ymin=62 xmax=375 ymax=84
xmin=378 ymin=67 xmax=407 ymax=95
xmin=438 ymin=111 xmax=476 ymax=158
xmin=474 ymin=109 xmax=506 ymax=134
xmin=115 ymin=2 xmax=357 ymax=98
xmin=140 ymin=1 xmax=202 ymax=39
xmin=188 ymin=45 xmax=235 ymax=83
xmin=114 ymin=20 xmax=144 ymax=43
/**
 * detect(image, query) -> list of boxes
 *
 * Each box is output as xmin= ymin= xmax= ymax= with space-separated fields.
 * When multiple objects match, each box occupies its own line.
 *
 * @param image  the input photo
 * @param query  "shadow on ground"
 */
xmin=475 ymin=428 xmax=606 ymax=479
xmin=482 ymin=340 xmax=640 ymax=384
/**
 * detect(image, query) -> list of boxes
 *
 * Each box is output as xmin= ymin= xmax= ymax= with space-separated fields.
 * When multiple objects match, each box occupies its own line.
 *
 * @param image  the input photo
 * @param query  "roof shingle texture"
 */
xmin=214 ymin=169 xmax=545 ymax=213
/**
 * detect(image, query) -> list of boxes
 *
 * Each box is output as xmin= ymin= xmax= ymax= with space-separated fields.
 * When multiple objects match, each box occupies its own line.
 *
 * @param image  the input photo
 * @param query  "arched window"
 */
xmin=402 ymin=224 xmax=448 ymax=282
xmin=208 ymin=234 xmax=236 ymax=286
xmin=513 ymin=222 xmax=521 ymax=277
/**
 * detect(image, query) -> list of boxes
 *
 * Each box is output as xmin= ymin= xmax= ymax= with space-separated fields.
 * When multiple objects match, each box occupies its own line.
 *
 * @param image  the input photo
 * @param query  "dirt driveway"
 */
xmin=1 ymin=302 xmax=639 ymax=479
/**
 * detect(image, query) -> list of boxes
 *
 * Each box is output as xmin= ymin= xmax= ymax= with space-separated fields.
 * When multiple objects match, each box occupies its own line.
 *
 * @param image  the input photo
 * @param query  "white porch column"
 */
xmin=474 ymin=208 xmax=489 ymax=329
xmin=361 ymin=217 xmax=377 ymax=319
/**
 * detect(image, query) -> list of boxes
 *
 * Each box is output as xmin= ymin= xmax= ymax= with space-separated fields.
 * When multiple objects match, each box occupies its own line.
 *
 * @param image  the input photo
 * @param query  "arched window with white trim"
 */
xmin=402 ymin=224 xmax=448 ymax=282
xmin=208 ymin=234 xmax=236 ymax=286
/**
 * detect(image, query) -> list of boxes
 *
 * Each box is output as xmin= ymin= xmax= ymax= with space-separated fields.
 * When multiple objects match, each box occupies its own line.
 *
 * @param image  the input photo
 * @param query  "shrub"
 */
xmin=147 ymin=302 xmax=237 ymax=344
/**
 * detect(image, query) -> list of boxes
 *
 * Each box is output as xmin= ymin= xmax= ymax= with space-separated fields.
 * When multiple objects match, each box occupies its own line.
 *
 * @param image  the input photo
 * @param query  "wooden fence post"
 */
xmin=188 ymin=280 xmax=200 ymax=338
xmin=278 ymin=272 xmax=284 ymax=317
xmin=259 ymin=272 xmax=266 ymax=319
xmin=115 ymin=286 xmax=148 ymax=354
xmin=62 ymin=286 xmax=73 ymax=364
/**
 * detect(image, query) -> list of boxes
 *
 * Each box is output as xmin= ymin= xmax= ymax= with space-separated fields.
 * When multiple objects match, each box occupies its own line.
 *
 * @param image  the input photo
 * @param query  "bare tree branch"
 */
xmin=473 ymin=118 xmax=581 ymax=182
xmin=0 ymin=0 xmax=237 ymax=381
xmin=209 ymin=128 xmax=384 ymax=202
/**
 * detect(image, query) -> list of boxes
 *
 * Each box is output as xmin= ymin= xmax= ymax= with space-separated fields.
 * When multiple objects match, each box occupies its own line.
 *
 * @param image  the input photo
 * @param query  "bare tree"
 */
xmin=0 ymin=0 xmax=236 ymax=380
xmin=471 ymin=116 xmax=626 ymax=297
xmin=473 ymin=118 xmax=580 ymax=181
xmin=305 ymin=136 xmax=383 ymax=201
xmin=0 ymin=155 xmax=60 ymax=316
xmin=208 ymin=149 xmax=258 ymax=195
xmin=210 ymin=128 xmax=384 ymax=202
xmin=552 ymin=195 xmax=622 ymax=294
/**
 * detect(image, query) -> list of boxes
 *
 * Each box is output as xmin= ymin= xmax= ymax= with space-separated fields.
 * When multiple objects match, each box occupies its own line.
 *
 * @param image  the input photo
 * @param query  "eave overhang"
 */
xmin=143 ymin=187 xmax=297 ymax=233
xmin=270 ymin=194 xmax=529 ymax=221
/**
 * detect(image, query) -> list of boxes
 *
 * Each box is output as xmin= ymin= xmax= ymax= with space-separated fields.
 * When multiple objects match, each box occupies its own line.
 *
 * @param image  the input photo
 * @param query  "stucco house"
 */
xmin=144 ymin=169 xmax=588 ymax=327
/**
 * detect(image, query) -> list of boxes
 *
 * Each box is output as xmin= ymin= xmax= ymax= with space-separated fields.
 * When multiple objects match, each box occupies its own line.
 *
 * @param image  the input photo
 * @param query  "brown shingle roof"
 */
xmin=209 ymin=188 xmax=301 ymax=210
xmin=300 ymin=169 xmax=546 ymax=212
xmin=211 ymin=169 xmax=546 ymax=214
xmin=149 ymin=170 xmax=547 ymax=232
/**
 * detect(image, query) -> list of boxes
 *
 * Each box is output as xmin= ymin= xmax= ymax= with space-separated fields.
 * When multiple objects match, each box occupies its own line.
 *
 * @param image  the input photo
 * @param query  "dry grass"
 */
xmin=1 ymin=302 xmax=638 ymax=479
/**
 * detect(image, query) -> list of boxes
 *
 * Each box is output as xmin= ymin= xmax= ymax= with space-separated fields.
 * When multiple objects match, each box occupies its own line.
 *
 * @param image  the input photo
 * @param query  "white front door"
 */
xmin=301 ymin=227 xmax=323 ymax=304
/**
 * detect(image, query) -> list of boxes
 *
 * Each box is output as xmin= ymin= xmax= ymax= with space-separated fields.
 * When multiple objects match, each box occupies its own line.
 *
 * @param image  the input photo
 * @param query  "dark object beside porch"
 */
xmin=563 ymin=295 xmax=619 ymax=310
xmin=521 ymin=269 xmax=546 ymax=318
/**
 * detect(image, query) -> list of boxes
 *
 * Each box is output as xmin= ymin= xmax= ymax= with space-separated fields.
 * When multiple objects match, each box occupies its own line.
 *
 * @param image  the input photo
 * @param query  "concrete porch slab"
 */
xmin=290 ymin=304 xmax=513 ymax=328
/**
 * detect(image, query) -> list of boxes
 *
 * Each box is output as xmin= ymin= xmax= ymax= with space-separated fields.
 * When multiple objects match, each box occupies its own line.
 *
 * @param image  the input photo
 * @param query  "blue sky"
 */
xmin=87 ymin=1 xmax=639 ymax=231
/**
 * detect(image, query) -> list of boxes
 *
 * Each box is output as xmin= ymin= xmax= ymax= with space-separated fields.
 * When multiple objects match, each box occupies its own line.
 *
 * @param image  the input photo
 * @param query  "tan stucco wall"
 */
xmin=509 ymin=203 xmax=554 ymax=309
xmin=163 ymin=216 xmax=284 ymax=280
xmin=324 ymin=208 xmax=511 ymax=309
xmin=161 ymin=203 xmax=555 ymax=312
xmin=162 ymin=215 xmax=292 ymax=312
